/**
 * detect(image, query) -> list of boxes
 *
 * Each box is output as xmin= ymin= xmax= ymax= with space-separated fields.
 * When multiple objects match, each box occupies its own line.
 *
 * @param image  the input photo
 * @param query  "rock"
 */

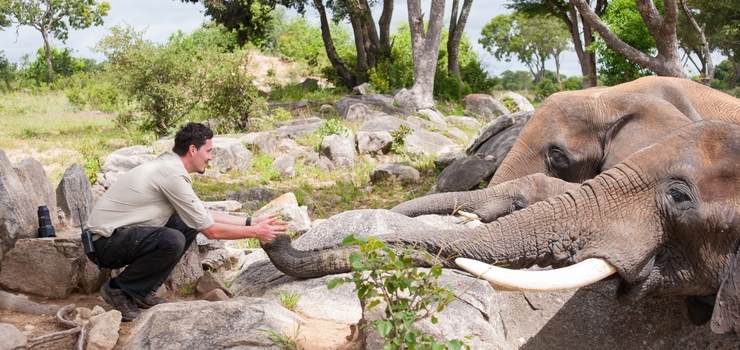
xmin=436 ymin=157 xmax=497 ymax=192
xmin=123 ymin=298 xmax=303 ymax=350
xmin=356 ymin=131 xmax=393 ymax=155
xmin=160 ymin=244 xmax=203 ymax=296
xmin=336 ymin=94 xmax=406 ymax=118
xmin=86 ymin=309 xmax=121 ymax=350
xmin=151 ymin=139 xmax=174 ymax=154
xmin=277 ymin=138 xmax=305 ymax=158
xmin=0 ymin=238 xmax=107 ymax=298
xmin=272 ymin=155 xmax=296 ymax=179
xmin=195 ymin=271 xmax=233 ymax=298
xmin=502 ymin=91 xmax=535 ymax=112
xmin=319 ymin=104 xmax=334 ymax=114
xmin=404 ymin=129 xmax=462 ymax=156
xmin=466 ymin=110 xmax=533 ymax=155
xmin=320 ymin=134 xmax=356 ymax=169
xmin=416 ymin=108 xmax=447 ymax=126
xmin=369 ymin=163 xmax=420 ymax=184
xmin=352 ymin=82 xmax=373 ymax=95
xmin=0 ymin=150 xmax=39 ymax=256
xmin=299 ymin=78 xmax=319 ymax=92
xmin=0 ymin=323 xmax=26 ymax=350
xmin=462 ymin=93 xmax=510 ymax=120
xmin=253 ymin=193 xmax=312 ymax=236
xmin=447 ymin=115 xmax=482 ymax=130
xmin=56 ymin=163 xmax=95 ymax=228
xmin=101 ymin=153 xmax=155 ymax=173
xmin=446 ymin=127 xmax=469 ymax=143
xmin=272 ymin=120 xmax=324 ymax=139
xmin=12 ymin=158 xmax=58 ymax=228
xmin=210 ymin=137 xmax=253 ymax=173
xmin=200 ymin=289 xmax=230 ymax=302
xmin=239 ymin=132 xmax=279 ymax=156
xmin=202 ymin=201 xmax=242 ymax=212
xmin=433 ymin=152 xmax=466 ymax=170
xmin=344 ymin=102 xmax=386 ymax=122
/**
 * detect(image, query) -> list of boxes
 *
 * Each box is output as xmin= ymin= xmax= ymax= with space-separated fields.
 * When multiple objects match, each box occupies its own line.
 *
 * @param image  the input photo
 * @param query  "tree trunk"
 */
xmin=41 ymin=27 xmax=54 ymax=83
xmin=349 ymin=14 xmax=368 ymax=85
xmin=680 ymin=0 xmax=714 ymax=84
xmin=378 ymin=0 xmax=393 ymax=53
xmin=554 ymin=53 xmax=563 ymax=89
xmin=404 ymin=0 xmax=446 ymax=110
xmin=313 ymin=0 xmax=356 ymax=89
xmin=447 ymin=0 xmax=473 ymax=78
xmin=571 ymin=0 xmax=688 ymax=79
xmin=568 ymin=1 xmax=601 ymax=88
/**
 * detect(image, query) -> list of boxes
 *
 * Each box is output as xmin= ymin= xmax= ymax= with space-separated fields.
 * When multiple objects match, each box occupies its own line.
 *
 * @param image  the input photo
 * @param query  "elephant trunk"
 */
xmin=392 ymin=174 xmax=580 ymax=222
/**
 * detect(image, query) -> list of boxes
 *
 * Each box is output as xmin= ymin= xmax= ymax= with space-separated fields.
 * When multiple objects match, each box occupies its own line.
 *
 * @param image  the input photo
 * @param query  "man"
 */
xmin=87 ymin=122 xmax=288 ymax=321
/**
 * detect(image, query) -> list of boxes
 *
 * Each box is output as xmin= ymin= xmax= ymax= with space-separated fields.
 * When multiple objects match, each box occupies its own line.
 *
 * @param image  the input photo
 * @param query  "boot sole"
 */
xmin=100 ymin=285 xmax=140 ymax=322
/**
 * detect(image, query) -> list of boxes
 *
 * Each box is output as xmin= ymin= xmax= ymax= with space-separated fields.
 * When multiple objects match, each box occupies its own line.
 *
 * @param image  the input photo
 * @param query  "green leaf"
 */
xmin=327 ymin=278 xmax=343 ymax=290
xmin=342 ymin=233 xmax=366 ymax=246
xmin=377 ymin=320 xmax=392 ymax=337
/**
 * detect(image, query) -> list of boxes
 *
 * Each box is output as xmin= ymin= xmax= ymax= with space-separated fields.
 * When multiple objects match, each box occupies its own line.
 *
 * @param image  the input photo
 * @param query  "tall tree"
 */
xmin=396 ymin=0 xmax=445 ymax=110
xmin=479 ymin=12 xmax=571 ymax=83
xmin=571 ymin=0 xmax=687 ymax=78
xmin=507 ymin=0 xmax=605 ymax=88
xmin=2 ymin=0 xmax=110 ymax=82
xmin=680 ymin=0 xmax=739 ymax=84
xmin=447 ymin=0 xmax=473 ymax=78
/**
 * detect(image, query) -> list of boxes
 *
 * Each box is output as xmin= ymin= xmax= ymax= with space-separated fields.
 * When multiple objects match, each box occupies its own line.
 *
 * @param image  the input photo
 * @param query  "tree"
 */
xmin=395 ymin=0 xmax=445 ymax=110
xmin=447 ymin=0 xmax=473 ymax=79
xmin=507 ymin=0 xmax=606 ymax=89
xmin=480 ymin=12 xmax=571 ymax=84
xmin=2 ymin=0 xmax=110 ymax=82
xmin=571 ymin=0 xmax=688 ymax=78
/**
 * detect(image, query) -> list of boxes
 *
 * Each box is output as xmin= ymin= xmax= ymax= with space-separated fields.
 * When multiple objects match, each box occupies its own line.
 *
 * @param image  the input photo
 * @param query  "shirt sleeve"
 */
xmin=159 ymin=173 xmax=215 ymax=232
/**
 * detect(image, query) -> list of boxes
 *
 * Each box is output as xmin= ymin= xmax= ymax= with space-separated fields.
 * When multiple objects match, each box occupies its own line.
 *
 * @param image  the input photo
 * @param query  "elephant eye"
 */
xmin=665 ymin=181 xmax=695 ymax=210
xmin=511 ymin=197 xmax=527 ymax=212
xmin=548 ymin=147 xmax=570 ymax=170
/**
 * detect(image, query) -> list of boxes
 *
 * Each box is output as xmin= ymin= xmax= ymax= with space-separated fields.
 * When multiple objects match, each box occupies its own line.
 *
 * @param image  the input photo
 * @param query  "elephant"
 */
xmin=392 ymin=76 xmax=740 ymax=222
xmin=262 ymin=121 xmax=740 ymax=334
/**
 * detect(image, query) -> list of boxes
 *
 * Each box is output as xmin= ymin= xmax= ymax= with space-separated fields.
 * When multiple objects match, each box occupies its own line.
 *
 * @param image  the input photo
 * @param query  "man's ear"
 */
xmin=188 ymin=144 xmax=197 ymax=155
xmin=711 ymin=252 xmax=740 ymax=334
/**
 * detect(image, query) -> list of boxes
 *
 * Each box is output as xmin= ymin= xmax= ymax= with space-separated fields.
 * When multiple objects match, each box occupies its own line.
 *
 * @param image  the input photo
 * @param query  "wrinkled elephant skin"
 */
xmin=263 ymin=121 xmax=740 ymax=334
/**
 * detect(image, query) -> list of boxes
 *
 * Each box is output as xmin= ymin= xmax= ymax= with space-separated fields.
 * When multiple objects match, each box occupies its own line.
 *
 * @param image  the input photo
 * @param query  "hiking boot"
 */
xmin=100 ymin=283 xmax=141 ymax=322
xmin=134 ymin=292 xmax=167 ymax=309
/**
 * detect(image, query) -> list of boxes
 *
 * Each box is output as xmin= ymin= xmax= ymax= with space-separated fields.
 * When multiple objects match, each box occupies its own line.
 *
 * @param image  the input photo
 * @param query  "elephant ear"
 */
xmin=711 ymin=252 xmax=740 ymax=334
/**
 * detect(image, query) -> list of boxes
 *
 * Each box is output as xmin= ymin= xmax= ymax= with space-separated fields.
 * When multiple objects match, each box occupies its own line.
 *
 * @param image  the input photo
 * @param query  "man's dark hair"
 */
xmin=172 ymin=123 xmax=214 ymax=156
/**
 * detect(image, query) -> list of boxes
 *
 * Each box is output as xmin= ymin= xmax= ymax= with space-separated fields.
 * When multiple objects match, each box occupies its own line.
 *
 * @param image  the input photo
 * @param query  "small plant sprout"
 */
xmin=327 ymin=234 xmax=470 ymax=350
xmin=277 ymin=290 xmax=301 ymax=311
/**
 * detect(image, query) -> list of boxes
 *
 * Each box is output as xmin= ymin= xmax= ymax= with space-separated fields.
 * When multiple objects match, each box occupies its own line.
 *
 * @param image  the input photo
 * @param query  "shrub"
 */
xmin=328 ymin=234 xmax=469 ymax=350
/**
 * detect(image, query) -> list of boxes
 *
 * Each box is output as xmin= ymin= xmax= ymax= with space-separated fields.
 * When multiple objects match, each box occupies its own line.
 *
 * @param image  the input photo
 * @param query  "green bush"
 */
xmin=328 ymin=234 xmax=469 ymax=350
xmin=533 ymin=79 xmax=558 ymax=101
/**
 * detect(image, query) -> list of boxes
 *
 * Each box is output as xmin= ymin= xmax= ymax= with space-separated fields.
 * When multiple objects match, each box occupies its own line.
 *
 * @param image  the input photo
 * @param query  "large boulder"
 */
xmin=56 ymin=163 xmax=95 ymax=228
xmin=320 ymin=134 xmax=356 ymax=169
xmin=0 ymin=151 xmax=38 ymax=257
xmin=462 ymin=94 xmax=510 ymax=121
xmin=209 ymin=137 xmax=253 ymax=173
xmin=336 ymin=94 xmax=406 ymax=118
xmin=436 ymin=157 xmax=498 ymax=192
xmin=502 ymin=91 xmax=535 ymax=112
xmin=12 ymin=158 xmax=58 ymax=227
xmin=0 ymin=238 xmax=107 ymax=297
xmin=404 ymin=129 xmax=462 ymax=156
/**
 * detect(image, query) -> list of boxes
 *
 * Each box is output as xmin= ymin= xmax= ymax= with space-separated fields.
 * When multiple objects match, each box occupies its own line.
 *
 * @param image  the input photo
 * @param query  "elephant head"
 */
xmin=263 ymin=121 xmax=740 ymax=334
xmin=490 ymin=76 xmax=740 ymax=187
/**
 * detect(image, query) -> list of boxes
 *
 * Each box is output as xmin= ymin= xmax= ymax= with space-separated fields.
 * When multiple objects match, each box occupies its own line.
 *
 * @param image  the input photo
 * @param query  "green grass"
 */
xmin=277 ymin=290 xmax=301 ymax=311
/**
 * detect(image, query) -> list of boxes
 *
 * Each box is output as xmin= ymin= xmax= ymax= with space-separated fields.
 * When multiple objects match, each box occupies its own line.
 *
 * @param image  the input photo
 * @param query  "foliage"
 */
xmin=479 ymin=12 xmax=571 ymax=83
xmin=2 ymin=0 xmax=110 ymax=80
xmin=22 ymin=47 xmax=97 ymax=87
xmin=276 ymin=290 xmax=301 ymax=311
xmin=327 ymin=234 xmax=468 ymax=350
xmin=179 ymin=0 xmax=280 ymax=47
xmin=318 ymin=119 xmax=351 ymax=139
xmin=497 ymin=70 xmax=533 ymax=91
xmin=64 ymin=72 xmax=121 ymax=113
xmin=200 ymin=49 xmax=266 ymax=133
xmin=259 ymin=326 xmax=304 ymax=350
xmin=0 ymin=50 xmax=16 ymax=91
xmin=589 ymin=0 xmax=658 ymax=86
xmin=533 ymin=79 xmax=558 ymax=101
xmin=711 ymin=60 xmax=739 ymax=91
xmin=390 ymin=124 xmax=412 ymax=155
xmin=561 ymin=76 xmax=584 ymax=91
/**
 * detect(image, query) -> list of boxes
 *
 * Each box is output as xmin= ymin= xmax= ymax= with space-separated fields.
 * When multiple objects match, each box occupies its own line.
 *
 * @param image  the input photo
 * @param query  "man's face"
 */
xmin=192 ymin=139 xmax=213 ymax=174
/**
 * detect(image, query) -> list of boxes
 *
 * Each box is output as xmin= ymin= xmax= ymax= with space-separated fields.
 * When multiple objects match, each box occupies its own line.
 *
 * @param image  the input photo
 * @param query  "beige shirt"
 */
xmin=88 ymin=151 xmax=215 ymax=237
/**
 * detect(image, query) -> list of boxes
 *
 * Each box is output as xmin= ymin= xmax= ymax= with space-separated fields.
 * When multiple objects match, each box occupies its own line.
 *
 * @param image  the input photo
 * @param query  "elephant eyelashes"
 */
xmin=511 ymin=197 xmax=527 ymax=212
xmin=665 ymin=181 xmax=695 ymax=210
xmin=547 ymin=147 xmax=571 ymax=173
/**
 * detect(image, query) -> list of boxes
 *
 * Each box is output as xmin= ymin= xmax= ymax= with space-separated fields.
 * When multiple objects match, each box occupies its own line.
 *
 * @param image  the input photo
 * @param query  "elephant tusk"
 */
xmin=456 ymin=210 xmax=481 ymax=221
xmin=455 ymin=257 xmax=617 ymax=292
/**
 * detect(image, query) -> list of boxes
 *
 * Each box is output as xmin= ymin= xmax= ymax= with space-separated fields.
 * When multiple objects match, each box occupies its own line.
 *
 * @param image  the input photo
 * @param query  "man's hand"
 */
xmin=252 ymin=214 xmax=289 ymax=243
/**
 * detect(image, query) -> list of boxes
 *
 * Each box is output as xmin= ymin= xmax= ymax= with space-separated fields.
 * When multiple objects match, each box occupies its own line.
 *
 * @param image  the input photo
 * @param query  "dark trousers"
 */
xmin=92 ymin=213 xmax=198 ymax=301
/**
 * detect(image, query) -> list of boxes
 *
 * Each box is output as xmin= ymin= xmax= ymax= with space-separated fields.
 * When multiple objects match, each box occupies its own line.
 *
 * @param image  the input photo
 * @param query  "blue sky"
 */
xmin=0 ymin=0 xmax=584 ymax=77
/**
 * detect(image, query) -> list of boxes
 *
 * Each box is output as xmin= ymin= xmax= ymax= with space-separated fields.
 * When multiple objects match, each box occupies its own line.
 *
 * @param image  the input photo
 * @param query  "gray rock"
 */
xmin=272 ymin=155 xmax=296 ymax=179
xmin=416 ymin=108 xmax=447 ymax=126
xmin=123 ymin=298 xmax=303 ymax=350
xmin=253 ymin=192 xmax=311 ymax=236
xmin=240 ymin=132 xmax=279 ymax=156
xmin=0 ymin=151 xmax=38 ymax=257
xmin=433 ymin=151 xmax=466 ymax=170
xmin=502 ymin=91 xmax=535 ymax=112
xmin=369 ymin=163 xmax=420 ymax=184
xmin=151 ymin=139 xmax=174 ymax=154
xmin=272 ymin=120 xmax=324 ymax=138
xmin=210 ymin=137 xmax=253 ymax=172
xmin=466 ymin=110 xmax=533 ymax=155
xmin=56 ymin=163 xmax=95 ymax=228
xmin=276 ymin=138 xmax=305 ymax=158
xmin=356 ymin=131 xmax=393 ymax=155
xmin=12 ymin=158 xmax=58 ymax=228
xmin=436 ymin=156 xmax=497 ymax=192
xmin=160 ymin=244 xmax=203 ymax=296
xmin=0 ymin=323 xmax=26 ymax=350
xmin=352 ymin=82 xmax=373 ymax=95
xmin=462 ymin=93 xmax=510 ymax=120
xmin=405 ymin=115 xmax=438 ymax=131
xmin=447 ymin=115 xmax=482 ymax=130
xmin=86 ymin=310 xmax=121 ymax=350
xmin=0 ymin=238 xmax=107 ymax=298
xmin=336 ymin=94 xmax=406 ymax=118
xmin=202 ymin=201 xmax=242 ymax=212
xmin=102 ymin=153 xmax=155 ymax=173
xmin=320 ymin=134 xmax=355 ymax=169
xmin=109 ymin=145 xmax=152 ymax=157
xmin=344 ymin=102 xmax=386 ymax=122
xmin=446 ymin=127 xmax=469 ymax=143
xmin=358 ymin=115 xmax=416 ymax=133
xmin=405 ymin=129 xmax=462 ymax=156
xmin=195 ymin=270 xmax=233 ymax=298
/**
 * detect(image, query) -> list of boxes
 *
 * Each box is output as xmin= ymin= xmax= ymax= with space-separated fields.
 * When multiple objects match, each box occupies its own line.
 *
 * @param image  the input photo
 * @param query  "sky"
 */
xmin=0 ymin=0 xmax=584 ymax=78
